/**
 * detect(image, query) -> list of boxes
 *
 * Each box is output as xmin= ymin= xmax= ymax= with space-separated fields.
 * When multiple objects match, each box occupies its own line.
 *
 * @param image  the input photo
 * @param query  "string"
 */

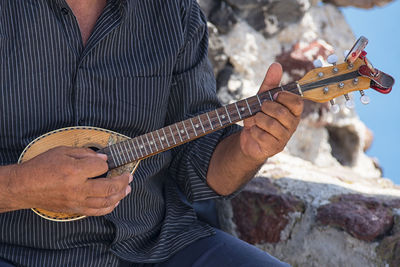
xmin=105 ymin=71 xmax=361 ymax=167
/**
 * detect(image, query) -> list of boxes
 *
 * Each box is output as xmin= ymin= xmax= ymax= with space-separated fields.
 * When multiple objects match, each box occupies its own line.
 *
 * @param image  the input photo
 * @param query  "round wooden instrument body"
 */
xmin=18 ymin=126 xmax=140 ymax=222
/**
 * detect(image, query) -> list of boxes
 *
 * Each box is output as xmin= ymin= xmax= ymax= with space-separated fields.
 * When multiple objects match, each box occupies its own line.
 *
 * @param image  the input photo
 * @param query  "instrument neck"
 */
xmin=99 ymin=82 xmax=300 ymax=169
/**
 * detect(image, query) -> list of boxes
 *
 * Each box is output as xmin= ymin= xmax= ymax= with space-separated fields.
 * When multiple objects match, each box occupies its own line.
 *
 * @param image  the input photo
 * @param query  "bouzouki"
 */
xmin=18 ymin=36 xmax=394 ymax=222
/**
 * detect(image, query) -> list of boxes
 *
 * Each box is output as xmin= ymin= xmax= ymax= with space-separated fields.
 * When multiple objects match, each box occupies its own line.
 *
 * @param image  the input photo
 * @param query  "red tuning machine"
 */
xmin=346 ymin=36 xmax=394 ymax=95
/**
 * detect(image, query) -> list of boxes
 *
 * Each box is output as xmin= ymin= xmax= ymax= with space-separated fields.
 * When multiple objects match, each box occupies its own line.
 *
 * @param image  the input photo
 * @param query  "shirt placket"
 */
xmin=47 ymin=0 xmax=125 ymax=125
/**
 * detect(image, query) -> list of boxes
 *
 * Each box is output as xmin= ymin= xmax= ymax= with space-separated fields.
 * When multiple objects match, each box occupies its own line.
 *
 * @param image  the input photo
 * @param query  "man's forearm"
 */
xmin=0 ymin=164 xmax=21 ymax=213
xmin=206 ymin=131 xmax=265 ymax=196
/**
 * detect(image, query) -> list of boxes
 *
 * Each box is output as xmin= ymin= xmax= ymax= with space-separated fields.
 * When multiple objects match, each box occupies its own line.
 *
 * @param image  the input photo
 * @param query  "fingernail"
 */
xmin=129 ymin=174 xmax=133 ymax=183
xmin=125 ymin=185 xmax=131 ymax=196
xmin=114 ymin=201 xmax=120 ymax=208
xmin=97 ymin=153 xmax=108 ymax=160
xmin=273 ymin=92 xmax=279 ymax=100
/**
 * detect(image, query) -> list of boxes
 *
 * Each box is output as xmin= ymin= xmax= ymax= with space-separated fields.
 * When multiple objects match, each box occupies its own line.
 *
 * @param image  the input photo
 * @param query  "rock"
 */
xmin=323 ymin=0 xmax=394 ymax=9
xmin=363 ymin=127 xmax=374 ymax=152
xmin=207 ymin=23 xmax=229 ymax=76
xmin=231 ymin=0 xmax=311 ymax=38
xmin=230 ymin=178 xmax=305 ymax=244
xmin=197 ymin=1 xmax=400 ymax=266
xmin=225 ymin=0 xmax=271 ymax=10
xmin=275 ymin=39 xmax=334 ymax=81
xmin=376 ymin=232 xmax=400 ymax=267
xmin=216 ymin=64 xmax=244 ymax=104
xmin=208 ymin=1 xmax=238 ymax=34
xmin=317 ymin=194 xmax=394 ymax=241
xmin=197 ymin=0 xmax=220 ymax=18
xmin=326 ymin=125 xmax=360 ymax=166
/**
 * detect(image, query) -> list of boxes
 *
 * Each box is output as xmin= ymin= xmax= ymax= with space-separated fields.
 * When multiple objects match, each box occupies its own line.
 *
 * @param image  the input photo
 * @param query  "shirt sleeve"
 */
xmin=165 ymin=0 xmax=242 ymax=203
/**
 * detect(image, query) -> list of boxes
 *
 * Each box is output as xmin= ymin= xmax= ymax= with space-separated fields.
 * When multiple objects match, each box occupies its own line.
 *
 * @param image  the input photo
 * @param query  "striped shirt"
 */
xmin=0 ymin=0 xmax=240 ymax=266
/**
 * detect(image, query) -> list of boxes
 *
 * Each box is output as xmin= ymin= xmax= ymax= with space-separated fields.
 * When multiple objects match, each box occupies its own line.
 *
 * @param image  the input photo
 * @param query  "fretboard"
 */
xmin=101 ymin=82 xmax=299 ymax=169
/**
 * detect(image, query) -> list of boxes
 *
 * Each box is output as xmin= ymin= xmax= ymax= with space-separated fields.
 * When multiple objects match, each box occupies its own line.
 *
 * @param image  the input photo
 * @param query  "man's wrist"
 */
xmin=0 ymin=164 xmax=27 ymax=211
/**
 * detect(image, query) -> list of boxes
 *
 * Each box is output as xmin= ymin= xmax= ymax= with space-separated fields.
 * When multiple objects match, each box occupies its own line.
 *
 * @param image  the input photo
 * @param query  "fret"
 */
xmin=224 ymin=106 xmax=232 ymax=123
xmin=156 ymin=130 xmax=165 ymax=149
xmin=245 ymin=99 xmax=252 ymax=115
xmin=234 ymin=102 xmax=242 ymax=119
xmin=114 ymin=144 xmax=125 ymax=166
xmin=198 ymin=115 xmax=205 ymax=133
xmin=121 ymin=141 xmax=131 ymax=163
xmin=257 ymin=94 xmax=262 ymax=107
xmin=133 ymin=137 xmax=143 ymax=157
xmin=215 ymin=109 xmax=223 ymax=126
xmin=182 ymin=121 xmax=189 ymax=139
xmin=268 ymin=90 xmax=273 ymax=101
xmin=280 ymin=85 xmax=284 ymax=91
xmin=127 ymin=140 xmax=139 ymax=159
xmin=169 ymin=126 xmax=177 ymax=144
xmin=189 ymin=118 xmax=198 ymax=137
xmin=109 ymin=145 xmax=121 ymax=167
xmin=206 ymin=112 xmax=214 ymax=130
xmin=140 ymin=136 xmax=148 ymax=155
xmin=162 ymin=127 xmax=170 ymax=146
xmin=145 ymin=134 xmax=153 ymax=153
xmin=150 ymin=132 xmax=158 ymax=151
xmin=175 ymin=124 xmax=183 ymax=142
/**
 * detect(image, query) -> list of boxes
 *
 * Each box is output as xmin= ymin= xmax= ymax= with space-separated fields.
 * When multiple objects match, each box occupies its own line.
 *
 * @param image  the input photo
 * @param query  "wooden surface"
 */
xmin=300 ymin=58 xmax=371 ymax=103
xmin=18 ymin=126 xmax=140 ymax=222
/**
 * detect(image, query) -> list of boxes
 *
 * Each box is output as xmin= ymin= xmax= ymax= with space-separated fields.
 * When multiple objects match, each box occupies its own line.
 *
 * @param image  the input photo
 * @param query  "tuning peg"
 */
xmin=327 ymin=54 xmax=338 ymax=65
xmin=359 ymin=90 xmax=370 ymax=105
xmin=330 ymin=100 xmax=340 ymax=114
xmin=313 ymin=59 xmax=323 ymax=68
xmin=344 ymin=94 xmax=355 ymax=109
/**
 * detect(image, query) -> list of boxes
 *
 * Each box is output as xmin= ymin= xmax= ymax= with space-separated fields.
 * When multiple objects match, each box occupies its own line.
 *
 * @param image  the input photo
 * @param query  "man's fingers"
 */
xmin=273 ymin=91 xmax=304 ymax=117
xmin=258 ymin=62 xmax=283 ymax=94
xmin=259 ymin=101 xmax=297 ymax=131
xmin=84 ymin=186 xmax=130 ymax=209
xmin=65 ymin=147 xmax=107 ymax=160
xmin=73 ymin=156 xmax=109 ymax=178
xmin=84 ymin=173 xmax=132 ymax=197
xmin=252 ymin=114 xmax=290 ymax=142
xmin=248 ymin=126 xmax=283 ymax=153
xmin=81 ymin=174 xmax=133 ymax=216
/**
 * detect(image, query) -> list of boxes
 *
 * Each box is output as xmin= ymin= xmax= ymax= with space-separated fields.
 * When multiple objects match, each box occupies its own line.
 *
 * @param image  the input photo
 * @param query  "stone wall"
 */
xmin=197 ymin=0 xmax=399 ymax=266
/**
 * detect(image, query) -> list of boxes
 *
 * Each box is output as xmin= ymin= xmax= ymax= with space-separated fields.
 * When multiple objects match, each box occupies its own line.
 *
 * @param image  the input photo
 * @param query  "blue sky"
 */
xmin=341 ymin=2 xmax=400 ymax=183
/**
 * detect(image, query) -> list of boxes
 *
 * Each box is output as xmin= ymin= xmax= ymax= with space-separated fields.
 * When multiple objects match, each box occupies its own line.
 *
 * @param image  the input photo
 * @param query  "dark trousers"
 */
xmin=0 ymin=229 xmax=290 ymax=267
xmin=121 ymin=228 xmax=291 ymax=267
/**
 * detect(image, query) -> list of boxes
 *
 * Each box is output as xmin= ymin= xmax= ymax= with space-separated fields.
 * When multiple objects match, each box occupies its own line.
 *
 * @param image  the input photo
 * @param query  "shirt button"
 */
xmin=61 ymin=8 xmax=69 ymax=15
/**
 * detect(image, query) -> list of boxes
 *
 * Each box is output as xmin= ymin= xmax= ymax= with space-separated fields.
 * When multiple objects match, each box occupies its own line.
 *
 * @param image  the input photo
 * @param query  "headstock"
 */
xmin=298 ymin=36 xmax=394 ymax=113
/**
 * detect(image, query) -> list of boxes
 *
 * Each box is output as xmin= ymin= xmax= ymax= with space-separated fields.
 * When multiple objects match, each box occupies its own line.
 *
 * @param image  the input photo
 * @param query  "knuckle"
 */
xmin=276 ymin=106 xmax=286 ymax=117
xmin=106 ymin=183 xmax=119 ymax=196
xmin=249 ymin=125 xmax=259 ymax=136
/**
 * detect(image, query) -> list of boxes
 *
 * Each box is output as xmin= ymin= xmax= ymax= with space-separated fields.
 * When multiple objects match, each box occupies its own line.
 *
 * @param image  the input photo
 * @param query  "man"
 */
xmin=0 ymin=0 xmax=303 ymax=266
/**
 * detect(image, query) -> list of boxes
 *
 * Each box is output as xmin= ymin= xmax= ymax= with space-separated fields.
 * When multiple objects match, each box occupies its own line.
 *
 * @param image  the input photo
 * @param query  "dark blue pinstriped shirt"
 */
xmin=0 ymin=0 xmax=240 ymax=265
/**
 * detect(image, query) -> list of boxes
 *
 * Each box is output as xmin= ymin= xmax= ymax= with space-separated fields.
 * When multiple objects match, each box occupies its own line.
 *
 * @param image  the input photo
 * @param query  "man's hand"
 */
xmin=207 ymin=63 xmax=303 ymax=196
xmin=240 ymin=62 xmax=303 ymax=163
xmin=6 ymin=146 xmax=132 ymax=216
